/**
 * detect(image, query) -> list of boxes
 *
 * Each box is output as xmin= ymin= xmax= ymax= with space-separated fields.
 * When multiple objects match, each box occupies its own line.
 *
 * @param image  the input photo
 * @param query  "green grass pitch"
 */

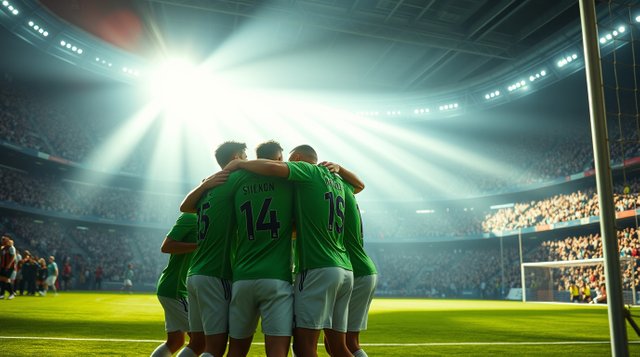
xmin=1 ymin=292 xmax=639 ymax=356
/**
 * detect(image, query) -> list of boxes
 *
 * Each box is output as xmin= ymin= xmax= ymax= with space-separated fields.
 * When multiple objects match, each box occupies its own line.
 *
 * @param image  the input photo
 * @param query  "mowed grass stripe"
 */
xmin=2 ymin=292 xmax=639 ymax=356
xmin=3 ymin=335 xmax=639 ymax=346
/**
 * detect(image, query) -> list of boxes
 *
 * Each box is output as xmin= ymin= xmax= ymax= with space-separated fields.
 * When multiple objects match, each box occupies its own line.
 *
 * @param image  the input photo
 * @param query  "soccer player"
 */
xmin=122 ymin=263 xmax=134 ymax=293
xmin=227 ymin=140 xmax=294 ymax=357
xmin=179 ymin=141 xmax=247 ymax=357
xmin=323 ymin=181 xmax=377 ymax=357
xmin=151 ymin=212 xmax=203 ymax=357
xmin=43 ymin=255 xmax=58 ymax=296
xmin=224 ymin=144 xmax=365 ymax=357
xmin=0 ymin=234 xmax=17 ymax=299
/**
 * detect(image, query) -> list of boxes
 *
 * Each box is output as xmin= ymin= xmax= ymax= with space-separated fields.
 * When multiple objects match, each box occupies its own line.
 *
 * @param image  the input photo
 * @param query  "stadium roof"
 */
xmin=38 ymin=0 xmax=587 ymax=98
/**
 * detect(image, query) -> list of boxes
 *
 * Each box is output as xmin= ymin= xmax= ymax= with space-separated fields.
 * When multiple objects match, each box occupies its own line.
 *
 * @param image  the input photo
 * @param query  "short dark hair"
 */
xmin=256 ymin=140 xmax=283 ymax=160
xmin=290 ymin=144 xmax=318 ymax=163
xmin=215 ymin=141 xmax=246 ymax=168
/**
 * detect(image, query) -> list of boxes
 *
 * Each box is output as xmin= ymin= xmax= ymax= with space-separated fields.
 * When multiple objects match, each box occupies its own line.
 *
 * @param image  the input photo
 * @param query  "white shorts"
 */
xmin=229 ymin=279 xmax=293 ymax=339
xmin=10 ymin=270 xmax=17 ymax=281
xmin=186 ymin=275 xmax=231 ymax=335
xmin=46 ymin=275 xmax=57 ymax=286
xmin=123 ymin=279 xmax=133 ymax=287
xmin=294 ymin=267 xmax=353 ymax=332
xmin=158 ymin=295 xmax=190 ymax=333
xmin=347 ymin=274 xmax=377 ymax=332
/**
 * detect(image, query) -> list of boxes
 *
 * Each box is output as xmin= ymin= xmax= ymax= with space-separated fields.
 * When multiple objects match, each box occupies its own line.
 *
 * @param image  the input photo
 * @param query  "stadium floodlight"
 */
xmin=43 ymin=31 xmax=48 ymax=37
xmin=636 ymin=15 xmax=640 ymax=22
xmin=60 ymin=40 xmax=66 ymax=46
xmin=1 ymin=1 xmax=8 ymax=6
xmin=618 ymin=26 xmax=625 ymax=33
xmin=487 ymin=88 xmax=502 ymax=98
xmin=416 ymin=209 xmax=435 ymax=214
xmin=28 ymin=20 xmax=33 ymax=26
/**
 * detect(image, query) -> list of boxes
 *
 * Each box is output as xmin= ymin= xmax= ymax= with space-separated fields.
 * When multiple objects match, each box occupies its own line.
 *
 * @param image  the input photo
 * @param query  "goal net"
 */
xmin=521 ymin=257 xmax=637 ymax=305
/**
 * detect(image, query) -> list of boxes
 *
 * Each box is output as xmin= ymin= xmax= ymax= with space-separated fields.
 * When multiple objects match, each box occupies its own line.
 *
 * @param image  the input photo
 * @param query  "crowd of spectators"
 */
xmin=4 ymin=76 xmax=640 ymax=195
xmin=0 ymin=165 xmax=181 ymax=224
xmin=482 ymin=178 xmax=640 ymax=233
xmin=372 ymin=243 xmax=521 ymax=298
xmin=2 ymin=214 xmax=166 ymax=288
xmin=529 ymin=228 xmax=640 ymax=294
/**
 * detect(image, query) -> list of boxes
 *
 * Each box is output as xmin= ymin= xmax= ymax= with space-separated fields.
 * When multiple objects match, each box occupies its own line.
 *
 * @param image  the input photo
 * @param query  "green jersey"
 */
xmin=188 ymin=171 xmax=245 ymax=279
xmin=286 ymin=161 xmax=352 ymax=271
xmin=343 ymin=184 xmax=377 ymax=277
xmin=156 ymin=213 xmax=197 ymax=299
xmin=233 ymin=172 xmax=294 ymax=282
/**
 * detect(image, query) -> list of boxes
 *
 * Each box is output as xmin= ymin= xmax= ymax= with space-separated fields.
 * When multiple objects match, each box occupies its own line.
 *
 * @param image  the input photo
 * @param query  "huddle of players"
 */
xmin=151 ymin=141 xmax=377 ymax=357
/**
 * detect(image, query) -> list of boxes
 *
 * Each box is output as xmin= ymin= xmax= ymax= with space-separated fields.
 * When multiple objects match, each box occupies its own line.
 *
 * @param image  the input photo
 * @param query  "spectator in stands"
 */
xmin=580 ymin=280 xmax=592 ymax=303
xmin=591 ymin=282 xmax=607 ymax=304
xmin=568 ymin=280 xmax=580 ymax=303
xmin=94 ymin=265 xmax=103 ymax=290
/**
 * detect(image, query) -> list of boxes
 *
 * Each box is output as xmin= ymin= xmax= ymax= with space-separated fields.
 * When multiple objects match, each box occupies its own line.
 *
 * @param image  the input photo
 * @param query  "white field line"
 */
xmin=1 ymin=336 xmax=639 ymax=346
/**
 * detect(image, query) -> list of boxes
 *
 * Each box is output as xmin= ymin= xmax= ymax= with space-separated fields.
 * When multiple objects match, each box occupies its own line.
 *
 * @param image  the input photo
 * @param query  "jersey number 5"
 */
xmin=197 ymin=202 xmax=211 ymax=241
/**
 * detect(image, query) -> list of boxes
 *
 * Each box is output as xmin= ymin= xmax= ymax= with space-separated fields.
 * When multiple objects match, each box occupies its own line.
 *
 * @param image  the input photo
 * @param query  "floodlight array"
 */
xmin=59 ymin=40 xmax=84 ymax=54
xmin=599 ymin=25 xmax=626 ymax=45
xmin=1 ymin=1 xmax=19 ymax=16
xmin=438 ymin=103 xmax=458 ymax=111
xmin=95 ymin=57 xmax=113 ymax=68
xmin=484 ymin=90 xmax=501 ymax=100
xmin=27 ymin=20 xmax=49 ymax=37
xmin=413 ymin=108 xmax=430 ymax=114
xmin=528 ymin=69 xmax=547 ymax=82
xmin=386 ymin=110 xmax=402 ymax=116
xmin=507 ymin=79 xmax=527 ymax=92
xmin=557 ymin=53 xmax=579 ymax=68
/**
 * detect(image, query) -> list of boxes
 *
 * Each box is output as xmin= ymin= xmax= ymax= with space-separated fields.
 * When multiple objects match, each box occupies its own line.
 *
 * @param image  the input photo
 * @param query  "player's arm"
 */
xmin=180 ymin=170 xmax=230 ymax=213
xmin=320 ymin=161 xmax=365 ymax=194
xmin=160 ymin=236 xmax=198 ymax=254
xmin=225 ymin=159 xmax=289 ymax=177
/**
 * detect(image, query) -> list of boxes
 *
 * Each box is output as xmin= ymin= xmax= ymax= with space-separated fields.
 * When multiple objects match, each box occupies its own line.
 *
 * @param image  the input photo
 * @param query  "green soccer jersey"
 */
xmin=343 ymin=184 xmax=377 ymax=277
xmin=156 ymin=213 xmax=198 ymax=299
xmin=286 ymin=161 xmax=352 ymax=271
xmin=188 ymin=171 xmax=245 ymax=280
xmin=232 ymin=172 xmax=294 ymax=282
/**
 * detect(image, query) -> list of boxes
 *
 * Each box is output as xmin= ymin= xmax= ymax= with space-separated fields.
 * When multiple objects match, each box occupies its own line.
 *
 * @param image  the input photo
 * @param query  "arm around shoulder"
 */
xmin=338 ymin=166 xmax=365 ymax=194
xmin=226 ymin=159 xmax=290 ymax=178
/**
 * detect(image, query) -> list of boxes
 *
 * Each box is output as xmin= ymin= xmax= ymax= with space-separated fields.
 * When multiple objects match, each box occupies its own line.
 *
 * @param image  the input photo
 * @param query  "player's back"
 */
xmin=286 ymin=161 xmax=351 ymax=271
xmin=188 ymin=171 xmax=245 ymax=280
xmin=343 ymin=185 xmax=377 ymax=277
xmin=232 ymin=171 xmax=294 ymax=282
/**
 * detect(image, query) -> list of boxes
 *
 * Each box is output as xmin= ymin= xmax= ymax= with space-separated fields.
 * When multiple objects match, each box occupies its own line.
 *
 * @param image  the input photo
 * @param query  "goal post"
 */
xmin=521 ymin=257 xmax=636 ymax=305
